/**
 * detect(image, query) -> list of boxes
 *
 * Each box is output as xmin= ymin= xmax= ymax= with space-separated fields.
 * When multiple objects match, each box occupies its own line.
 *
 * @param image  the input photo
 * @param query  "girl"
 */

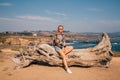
xmin=53 ymin=25 xmax=73 ymax=74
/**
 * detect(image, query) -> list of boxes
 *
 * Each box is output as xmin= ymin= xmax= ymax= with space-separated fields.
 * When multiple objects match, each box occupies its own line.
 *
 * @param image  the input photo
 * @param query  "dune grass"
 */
xmin=11 ymin=46 xmax=27 ymax=51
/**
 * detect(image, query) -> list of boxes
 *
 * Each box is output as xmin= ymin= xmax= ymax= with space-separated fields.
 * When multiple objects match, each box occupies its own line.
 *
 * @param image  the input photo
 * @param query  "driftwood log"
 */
xmin=12 ymin=32 xmax=113 ymax=69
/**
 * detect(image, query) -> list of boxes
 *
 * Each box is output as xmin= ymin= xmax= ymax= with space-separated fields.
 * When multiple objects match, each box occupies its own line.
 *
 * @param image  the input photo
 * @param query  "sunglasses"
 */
xmin=58 ymin=28 xmax=63 ymax=30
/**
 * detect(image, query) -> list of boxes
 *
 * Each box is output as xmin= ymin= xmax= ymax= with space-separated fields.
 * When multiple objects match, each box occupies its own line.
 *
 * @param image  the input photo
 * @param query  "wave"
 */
xmin=112 ymin=43 xmax=118 ymax=44
xmin=66 ymin=43 xmax=74 ymax=45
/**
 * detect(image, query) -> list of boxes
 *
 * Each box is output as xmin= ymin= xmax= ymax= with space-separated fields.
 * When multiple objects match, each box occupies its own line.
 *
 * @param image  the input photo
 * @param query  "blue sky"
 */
xmin=0 ymin=0 xmax=120 ymax=32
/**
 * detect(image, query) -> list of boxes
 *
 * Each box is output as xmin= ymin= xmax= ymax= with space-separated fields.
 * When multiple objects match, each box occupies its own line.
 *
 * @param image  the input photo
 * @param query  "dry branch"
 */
xmin=12 ymin=32 xmax=113 ymax=69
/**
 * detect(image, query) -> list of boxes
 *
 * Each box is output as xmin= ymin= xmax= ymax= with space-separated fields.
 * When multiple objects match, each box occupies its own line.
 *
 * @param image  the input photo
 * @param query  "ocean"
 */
xmin=66 ymin=39 xmax=120 ymax=52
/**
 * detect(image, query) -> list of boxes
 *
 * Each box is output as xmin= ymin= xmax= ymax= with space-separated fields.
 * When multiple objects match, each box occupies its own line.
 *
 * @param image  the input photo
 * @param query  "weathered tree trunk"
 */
xmin=12 ymin=32 xmax=113 ymax=69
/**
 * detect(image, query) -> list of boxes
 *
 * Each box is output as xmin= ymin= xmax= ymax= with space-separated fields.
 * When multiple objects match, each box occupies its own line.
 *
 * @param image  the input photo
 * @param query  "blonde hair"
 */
xmin=58 ymin=25 xmax=63 ymax=29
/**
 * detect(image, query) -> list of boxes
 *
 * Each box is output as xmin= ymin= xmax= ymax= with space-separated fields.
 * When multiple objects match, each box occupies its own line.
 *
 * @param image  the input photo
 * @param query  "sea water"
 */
xmin=66 ymin=39 xmax=120 ymax=52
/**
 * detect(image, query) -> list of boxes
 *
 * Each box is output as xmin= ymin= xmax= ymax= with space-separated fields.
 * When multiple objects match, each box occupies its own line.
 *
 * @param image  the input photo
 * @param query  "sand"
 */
xmin=0 ymin=49 xmax=120 ymax=80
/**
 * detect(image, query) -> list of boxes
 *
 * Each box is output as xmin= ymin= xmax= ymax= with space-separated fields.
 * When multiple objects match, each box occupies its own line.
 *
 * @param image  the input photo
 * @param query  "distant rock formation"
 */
xmin=12 ymin=32 xmax=113 ymax=69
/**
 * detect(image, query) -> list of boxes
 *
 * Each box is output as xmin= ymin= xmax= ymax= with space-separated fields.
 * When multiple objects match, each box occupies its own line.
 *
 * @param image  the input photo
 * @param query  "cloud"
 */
xmin=45 ymin=10 xmax=66 ymax=16
xmin=16 ymin=15 xmax=59 ymax=22
xmin=0 ymin=16 xmax=60 ymax=32
xmin=64 ymin=20 xmax=120 ymax=32
xmin=0 ymin=16 xmax=120 ymax=32
xmin=0 ymin=2 xmax=12 ymax=6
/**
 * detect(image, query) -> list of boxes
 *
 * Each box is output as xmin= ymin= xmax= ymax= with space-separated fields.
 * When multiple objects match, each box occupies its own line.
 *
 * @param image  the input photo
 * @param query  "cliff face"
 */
xmin=4 ymin=37 xmax=51 ymax=46
xmin=1 ymin=31 xmax=100 ymax=46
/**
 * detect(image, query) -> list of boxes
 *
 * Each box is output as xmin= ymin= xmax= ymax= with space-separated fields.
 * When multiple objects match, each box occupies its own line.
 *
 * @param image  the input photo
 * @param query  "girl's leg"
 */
xmin=63 ymin=46 xmax=73 ymax=55
xmin=57 ymin=49 xmax=72 ymax=73
xmin=57 ymin=50 xmax=68 ymax=69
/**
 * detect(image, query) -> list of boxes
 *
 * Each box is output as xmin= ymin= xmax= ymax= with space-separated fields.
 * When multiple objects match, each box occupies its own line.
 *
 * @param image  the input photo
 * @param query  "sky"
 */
xmin=0 ymin=0 xmax=120 ymax=32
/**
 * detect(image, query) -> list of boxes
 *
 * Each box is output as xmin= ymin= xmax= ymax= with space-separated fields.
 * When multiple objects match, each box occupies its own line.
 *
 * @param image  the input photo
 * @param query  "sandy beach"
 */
xmin=0 ymin=49 xmax=120 ymax=80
